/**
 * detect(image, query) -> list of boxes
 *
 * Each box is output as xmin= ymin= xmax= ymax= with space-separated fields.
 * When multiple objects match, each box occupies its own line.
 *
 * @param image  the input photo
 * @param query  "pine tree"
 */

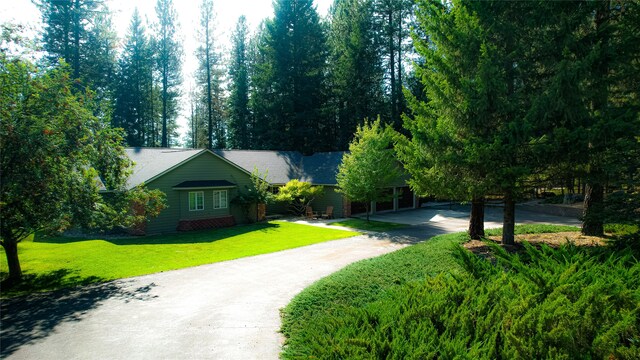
xmin=227 ymin=16 xmax=251 ymax=149
xmin=253 ymin=0 xmax=328 ymax=152
xmin=114 ymin=9 xmax=157 ymax=146
xmin=327 ymin=0 xmax=385 ymax=150
xmin=36 ymin=0 xmax=117 ymax=110
xmin=195 ymin=0 xmax=225 ymax=149
xmin=154 ymin=0 xmax=183 ymax=148
xmin=372 ymin=0 xmax=413 ymax=127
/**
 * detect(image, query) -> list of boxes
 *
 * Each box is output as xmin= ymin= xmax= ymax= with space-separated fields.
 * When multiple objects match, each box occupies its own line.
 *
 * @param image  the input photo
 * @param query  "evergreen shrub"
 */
xmin=283 ymin=239 xmax=640 ymax=359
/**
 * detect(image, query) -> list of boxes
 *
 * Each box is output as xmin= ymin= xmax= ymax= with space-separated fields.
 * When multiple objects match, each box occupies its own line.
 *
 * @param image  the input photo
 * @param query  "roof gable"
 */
xmin=125 ymin=148 xmax=347 ymax=188
xmin=125 ymin=148 xmax=205 ymax=188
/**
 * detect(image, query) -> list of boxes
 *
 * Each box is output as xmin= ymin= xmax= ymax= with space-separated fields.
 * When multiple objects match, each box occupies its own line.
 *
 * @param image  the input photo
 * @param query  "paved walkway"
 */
xmin=1 ymin=207 xmax=580 ymax=359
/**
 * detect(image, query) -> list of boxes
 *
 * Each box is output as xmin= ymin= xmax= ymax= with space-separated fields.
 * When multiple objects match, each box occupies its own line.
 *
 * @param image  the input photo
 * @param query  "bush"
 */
xmin=282 ymin=231 xmax=640 ymax=359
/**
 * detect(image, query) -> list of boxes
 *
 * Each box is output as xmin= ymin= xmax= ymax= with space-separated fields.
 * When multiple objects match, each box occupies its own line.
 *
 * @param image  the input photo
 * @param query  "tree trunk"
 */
xmin=2 ymin=240 xmax=22 ymax=287
xmin=388 ymin=10 xmax=396 ymax=123
xmin=582 ymin=182 xmax=604 ymax=236
xmin=468 ymin=196 xmax=485 ymax=240
xmin=502 ymin=192 xmax=516 ymax=245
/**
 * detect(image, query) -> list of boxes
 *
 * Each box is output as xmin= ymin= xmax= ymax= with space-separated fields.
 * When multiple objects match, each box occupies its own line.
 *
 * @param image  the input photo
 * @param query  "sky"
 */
xmin=0 ymin=0 xmax=334 ymax=143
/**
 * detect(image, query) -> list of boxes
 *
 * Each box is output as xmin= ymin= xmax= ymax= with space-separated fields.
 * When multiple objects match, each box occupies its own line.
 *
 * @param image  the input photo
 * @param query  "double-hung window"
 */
xmin=189 ymin=191 xmax=204 ymax=211
xmin=213 ymin=190 xmax=228 ymax=209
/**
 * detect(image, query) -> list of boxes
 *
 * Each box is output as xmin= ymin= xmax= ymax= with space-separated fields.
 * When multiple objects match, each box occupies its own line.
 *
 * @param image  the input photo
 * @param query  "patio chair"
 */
xmin=305 ymin=206 xmax=318 ymax=220
xmin=321 ymin=206 xmax=334 ymax=219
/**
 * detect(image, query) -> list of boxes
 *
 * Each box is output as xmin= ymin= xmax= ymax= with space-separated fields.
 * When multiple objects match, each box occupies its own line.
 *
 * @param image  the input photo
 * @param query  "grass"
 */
xmin=0 ymin=221 xmax=359 ymax=297
xmin=280 ymin=224 xmax=640 ymax=359
xmin=330 ymin=218 xmax=407 ymax=232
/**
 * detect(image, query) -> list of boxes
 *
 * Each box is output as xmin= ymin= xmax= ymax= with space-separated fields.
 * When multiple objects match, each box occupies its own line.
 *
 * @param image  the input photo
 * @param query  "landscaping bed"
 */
xmin=281 ymin=225 xmax=640 ymax=359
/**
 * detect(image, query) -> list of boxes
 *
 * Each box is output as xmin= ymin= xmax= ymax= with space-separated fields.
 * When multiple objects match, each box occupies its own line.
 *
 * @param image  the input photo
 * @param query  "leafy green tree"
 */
xmin=337 ymin=118 xmax=402 ymax=221
xmin=154 ymin=0 xmax=183 ymax=147
xmin=227 ymin=16 xmax=251 ymax=149
xmin=0 ymin=56 xmax=165 ymax=285
xmin=275 ymin=180 xmax=324 ymax=216
xmin=327 ymin=0 xmax=385 ymax=149
xmin=233 ymin=168 xmax=274 ymax=222
xmin=252 ymin=0 xmax=328 ymax=152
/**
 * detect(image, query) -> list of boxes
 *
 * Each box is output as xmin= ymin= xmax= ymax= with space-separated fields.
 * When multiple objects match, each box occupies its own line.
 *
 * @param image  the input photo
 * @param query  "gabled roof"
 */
xmin=213 ymin=150 xmax=346 ymax=185
xmin=124 ymin=148 xmax=346 ymax=188
xmin=125 ymin=148 xmax=205 ymax=188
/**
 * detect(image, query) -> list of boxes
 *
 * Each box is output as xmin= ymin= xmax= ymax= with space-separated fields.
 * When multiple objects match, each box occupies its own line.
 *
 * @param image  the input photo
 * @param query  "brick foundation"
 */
xmin=177 ymin=216 xmax=236 ymax=232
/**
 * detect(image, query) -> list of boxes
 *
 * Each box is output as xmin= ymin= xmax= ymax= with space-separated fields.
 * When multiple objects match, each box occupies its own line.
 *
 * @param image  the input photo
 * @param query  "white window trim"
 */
xmin=189 ymin=191 xmax=204 ymax=211
xmin=213 ymin=190 xmax=228 ymax=209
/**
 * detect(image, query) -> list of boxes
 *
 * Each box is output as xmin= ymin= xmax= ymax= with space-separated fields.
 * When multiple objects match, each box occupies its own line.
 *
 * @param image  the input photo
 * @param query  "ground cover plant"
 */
xmin=0 ymin=221 xmax=358 ymax=297
xmin=281 ymin=224 xmax=640 ymax=359
xmin=330 ymin=219 xmax=407 ymax=232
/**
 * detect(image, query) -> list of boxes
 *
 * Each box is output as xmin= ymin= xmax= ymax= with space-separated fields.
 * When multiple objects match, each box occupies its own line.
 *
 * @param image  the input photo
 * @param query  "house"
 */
xmin=125 ymin=148 xmax=418 ymax=234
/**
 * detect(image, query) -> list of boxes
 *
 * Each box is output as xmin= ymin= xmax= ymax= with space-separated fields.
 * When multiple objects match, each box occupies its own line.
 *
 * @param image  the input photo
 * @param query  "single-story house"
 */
xmin=124 ymin=147 xmax=418 ymax=234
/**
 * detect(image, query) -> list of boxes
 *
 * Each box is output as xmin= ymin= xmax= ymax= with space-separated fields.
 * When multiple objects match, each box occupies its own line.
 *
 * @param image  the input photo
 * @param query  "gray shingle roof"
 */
xmin=214 ymin=150 xmax=345 ymax=185
xmin=124 ymin=148 xmax=346 ymax=188
xmin=125 ymin=148 xmax=204 ymax=188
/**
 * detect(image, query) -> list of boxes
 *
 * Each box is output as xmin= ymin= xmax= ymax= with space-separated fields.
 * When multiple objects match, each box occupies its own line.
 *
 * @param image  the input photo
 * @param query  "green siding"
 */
xmin=144 ymin=152 xmax=252 ymax=234
xmin=312 ymin=186 xmax=345 ymax=218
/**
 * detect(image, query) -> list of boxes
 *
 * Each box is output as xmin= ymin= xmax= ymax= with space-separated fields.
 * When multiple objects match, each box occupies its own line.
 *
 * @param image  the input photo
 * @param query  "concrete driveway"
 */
xmin=1 ymin=206 xmax=580 ymax=359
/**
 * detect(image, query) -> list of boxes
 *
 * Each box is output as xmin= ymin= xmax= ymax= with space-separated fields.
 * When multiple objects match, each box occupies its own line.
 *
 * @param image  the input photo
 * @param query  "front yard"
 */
xmin=0 ymin=221 xmax=359 ymax=297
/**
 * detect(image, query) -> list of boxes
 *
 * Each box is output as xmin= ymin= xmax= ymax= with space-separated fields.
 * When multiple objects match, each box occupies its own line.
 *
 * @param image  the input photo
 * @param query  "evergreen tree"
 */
xmin=36 ymin=0 xmax=117 ymax=110
xmin=114 ymin=9 xmax=157 ymax=146
xmin=253 ymin=0 xmax=328 ymax=152
xmin=328 ymin=0 xmax=385 ymax=149
xmin=372 ymin=0 xmax=413 ymax=127
xmin=227 ymin=16 xmax=251 ymax=149
xmin=195 ymin=0 xmax=225 ymax=149
xmin=154 ymin=0 xmax=183 ymax=148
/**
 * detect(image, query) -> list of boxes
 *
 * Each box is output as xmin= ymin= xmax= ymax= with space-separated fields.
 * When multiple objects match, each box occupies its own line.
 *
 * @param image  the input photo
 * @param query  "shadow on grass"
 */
xmin=0 ymin=270 xmax=157 ymax=357
xmin=36 ymin=222 xmax=281 ymax=246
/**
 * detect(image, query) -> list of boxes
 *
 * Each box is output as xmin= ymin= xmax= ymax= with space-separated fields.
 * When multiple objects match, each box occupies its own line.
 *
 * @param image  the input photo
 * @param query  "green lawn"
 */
xmin=281 ymin=224 xmax=640 ymax=359
xmin=0 ymin=221 xmax=359 ymax=297
xmin=330 ymin=218 xmax=407 ymax=232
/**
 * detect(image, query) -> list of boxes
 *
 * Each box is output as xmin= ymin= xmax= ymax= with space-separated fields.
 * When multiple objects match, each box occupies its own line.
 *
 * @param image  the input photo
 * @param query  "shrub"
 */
xmin=282 ymin=233 xmax=640 ymax=359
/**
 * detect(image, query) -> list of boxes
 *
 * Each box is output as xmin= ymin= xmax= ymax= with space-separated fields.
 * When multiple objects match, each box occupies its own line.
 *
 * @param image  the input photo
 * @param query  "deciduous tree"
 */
xmin=338 ymin=118 xmax=402 ymax=221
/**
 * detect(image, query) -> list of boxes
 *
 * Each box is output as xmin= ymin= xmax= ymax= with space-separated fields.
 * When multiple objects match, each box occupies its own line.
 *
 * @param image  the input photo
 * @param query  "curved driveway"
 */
xmin=1 ymin=206 xmax=580 ymax=359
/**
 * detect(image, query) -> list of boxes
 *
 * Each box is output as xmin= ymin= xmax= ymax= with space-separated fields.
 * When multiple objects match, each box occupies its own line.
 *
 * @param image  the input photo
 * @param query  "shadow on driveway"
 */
xmin=1 ymin=279 xmax=157 ymax=357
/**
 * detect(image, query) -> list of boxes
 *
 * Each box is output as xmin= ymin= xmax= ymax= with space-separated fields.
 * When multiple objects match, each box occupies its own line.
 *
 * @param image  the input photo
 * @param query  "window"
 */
xmin=189 ymin=191 xmax=204 ymax=211
xmin=213 ymin=190 xmax=228 ymax=209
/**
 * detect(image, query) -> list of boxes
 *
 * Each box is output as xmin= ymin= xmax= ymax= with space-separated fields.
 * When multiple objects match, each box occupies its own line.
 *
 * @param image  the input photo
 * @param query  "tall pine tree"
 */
xmin=328 ymin=0 xmax=385 ymax=150
xmin=195 ymin=0 xmax=225 ymax=149
xmin=114 ymin=9 xmax=158 ymax=147
xmin=252 ymin=0 xmax=328 ymax=152
xmin=227 ymin=16 xmax=251 ymax=149
xmin=154 ymin=0 xmax=182 ymax=148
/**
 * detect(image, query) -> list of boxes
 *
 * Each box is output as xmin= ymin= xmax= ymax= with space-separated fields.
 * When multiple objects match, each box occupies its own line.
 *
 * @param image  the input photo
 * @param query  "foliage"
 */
xmin=274 ymin=180 xmax=324 ymax=216
xmin=337 ymin=118 xmax=402 ymax=220
xmin=327 ymin=0 xmax=385 ymax=149
xmin=0 ymin=55 xmax=163 ymax=285
xmin=154 ymin=0 xmax=183 ymax=147
xmin=232 ymin=167 xmax=274 ymax=222
xmin=281 ymin=226 xmax=639 ymax=359
xmin=250 ymin=0 xmax=328 ymax=152
xmin=227 ymin=15 xmax=251 ymax=149
xmin=194 ymin=0 xmax=225 ymax=149
xmin=35 ymin=0 xmax=117 ymax=104
xmin=0 ymin=221 xmax=359 ymax=297
xmin=113 ymin=9 xmax=159 ymax=147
